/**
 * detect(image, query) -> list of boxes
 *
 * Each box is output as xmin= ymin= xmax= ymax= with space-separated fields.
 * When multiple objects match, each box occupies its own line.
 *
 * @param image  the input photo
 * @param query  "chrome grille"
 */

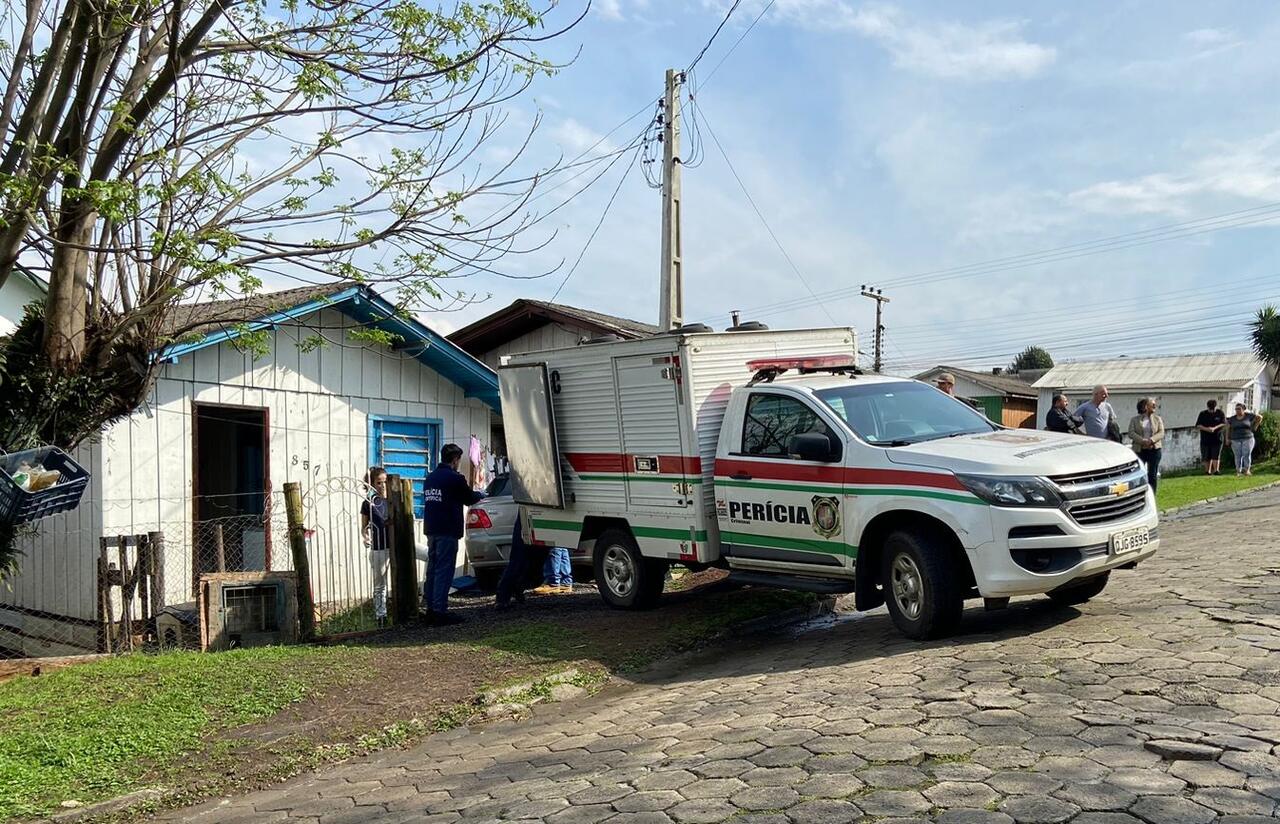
xmin=1049 ymin=461 xmax=1141 ymax=486
xmin=1067 ymin=490 xmax=1148 ymax=526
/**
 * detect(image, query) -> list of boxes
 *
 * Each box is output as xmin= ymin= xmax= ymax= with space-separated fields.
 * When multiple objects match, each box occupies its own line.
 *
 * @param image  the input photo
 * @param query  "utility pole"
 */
xmin=658 ymin=69 xmax=683 ymax=331
xmin=861 ymin=285 xmax=890 ymax=373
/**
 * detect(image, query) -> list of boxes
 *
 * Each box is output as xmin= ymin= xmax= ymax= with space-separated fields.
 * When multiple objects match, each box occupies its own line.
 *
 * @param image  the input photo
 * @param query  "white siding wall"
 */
xmin=480 ymin=322 xmax=593 ymax=369
xmin=0 ymin=274 xmax=44 ymax=335
xmin=1 ymin=308 xmax=492 ymax=652
xmin=1035 ymin=386 xmax=1257 ymax=471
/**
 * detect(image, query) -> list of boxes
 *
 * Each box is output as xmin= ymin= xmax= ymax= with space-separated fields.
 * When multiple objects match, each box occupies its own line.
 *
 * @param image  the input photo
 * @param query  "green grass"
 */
xmin=1157 ymin=457 xmax=1280 ymax=511
xmin=0 ymin=645 xmax=370 ymax=820
xmin=315 ymin=599 xmax=378 ymax=635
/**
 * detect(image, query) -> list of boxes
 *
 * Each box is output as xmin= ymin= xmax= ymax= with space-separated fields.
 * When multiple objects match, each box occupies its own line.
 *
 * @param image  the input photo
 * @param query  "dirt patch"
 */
xmin=80 ymin=573 xmax=813 ymax=821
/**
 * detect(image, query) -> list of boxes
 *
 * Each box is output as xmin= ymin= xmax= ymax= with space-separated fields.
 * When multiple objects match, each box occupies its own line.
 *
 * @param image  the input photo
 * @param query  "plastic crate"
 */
xmin=0 ymin=446 xmax=91 ymax=525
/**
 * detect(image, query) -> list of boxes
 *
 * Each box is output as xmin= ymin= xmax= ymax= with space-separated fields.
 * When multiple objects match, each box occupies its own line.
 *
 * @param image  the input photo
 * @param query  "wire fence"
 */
xmin=0 ymin=478 xmax=405 ymax=661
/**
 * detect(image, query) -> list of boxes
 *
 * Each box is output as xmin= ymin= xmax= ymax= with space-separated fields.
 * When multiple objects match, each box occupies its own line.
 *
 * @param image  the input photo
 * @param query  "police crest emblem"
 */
xmin=811 ymin=495 xmax=841 ymax=538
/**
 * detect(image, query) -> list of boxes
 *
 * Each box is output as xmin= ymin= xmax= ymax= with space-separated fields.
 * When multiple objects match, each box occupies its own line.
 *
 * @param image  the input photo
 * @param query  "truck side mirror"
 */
xmin=788 ymin=432 xmax=841 ymax=463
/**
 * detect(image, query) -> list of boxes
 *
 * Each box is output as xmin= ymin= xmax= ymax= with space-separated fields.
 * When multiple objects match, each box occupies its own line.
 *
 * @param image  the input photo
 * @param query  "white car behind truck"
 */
xmin=499 ymin=327 xmax=1159 ymax=639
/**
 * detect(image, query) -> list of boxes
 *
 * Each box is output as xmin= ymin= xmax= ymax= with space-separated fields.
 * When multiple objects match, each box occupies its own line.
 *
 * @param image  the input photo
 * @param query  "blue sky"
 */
xmin=435 ymin=1 xmax=1280 ymax=373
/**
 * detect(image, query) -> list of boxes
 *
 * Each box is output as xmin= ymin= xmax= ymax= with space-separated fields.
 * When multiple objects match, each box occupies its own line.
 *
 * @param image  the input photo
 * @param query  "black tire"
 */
xmin=593 ymin=528 xmax=663 ymax=610
xmin=1047 ymin=571 xmax=1110 ymax=606
xmin=474 ymin=567 xmax=502 ymax=591
xmin=880 ymin=529 xmax=964 ymax=640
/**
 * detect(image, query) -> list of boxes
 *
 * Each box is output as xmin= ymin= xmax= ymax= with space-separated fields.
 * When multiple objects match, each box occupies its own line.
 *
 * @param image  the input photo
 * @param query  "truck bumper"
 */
xmin=968 ymin=490 xmax=1160 ymax=598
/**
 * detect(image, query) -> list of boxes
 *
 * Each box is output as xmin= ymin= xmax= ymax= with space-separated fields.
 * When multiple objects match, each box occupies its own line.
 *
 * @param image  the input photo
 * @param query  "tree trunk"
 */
xmin=43 ymin=199 xmax=96 ymax=366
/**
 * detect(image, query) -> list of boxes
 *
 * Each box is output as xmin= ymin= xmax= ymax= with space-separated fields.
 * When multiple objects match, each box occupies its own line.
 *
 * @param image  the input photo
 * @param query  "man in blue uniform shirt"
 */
xmin=421 ymin=443 xmax=484 ymax=624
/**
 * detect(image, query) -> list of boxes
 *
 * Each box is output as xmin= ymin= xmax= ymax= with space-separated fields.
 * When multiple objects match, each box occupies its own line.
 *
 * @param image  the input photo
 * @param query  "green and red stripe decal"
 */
xmin=714 ymin=458 xmax=981 ymax=504
xmin=565 ymin=452 xmax=703 ymax=484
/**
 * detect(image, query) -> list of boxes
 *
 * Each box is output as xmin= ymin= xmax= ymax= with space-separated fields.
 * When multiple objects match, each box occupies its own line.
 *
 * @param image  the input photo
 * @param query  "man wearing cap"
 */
xmin=935 ymin=372 xmax=982 ymax=411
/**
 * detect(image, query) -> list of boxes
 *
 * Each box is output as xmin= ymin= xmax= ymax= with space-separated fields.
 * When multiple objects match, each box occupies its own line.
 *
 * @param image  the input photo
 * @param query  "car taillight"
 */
xmin=467 ymin=509 xmax=492 ymax=529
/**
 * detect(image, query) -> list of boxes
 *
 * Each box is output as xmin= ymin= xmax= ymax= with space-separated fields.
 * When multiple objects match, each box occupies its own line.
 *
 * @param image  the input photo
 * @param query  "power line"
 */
xmin=686 ymin=0 xmax=746 ymax=75
xmin=696 ymin=0 xmax=777 ymax=91
xmin=550 ymin=143 xmax=643 ymax=302
xmin=708 ymin=201 xmax=1280 ymax=324
xmin=695 ymin=104 xmax=839 ymax=325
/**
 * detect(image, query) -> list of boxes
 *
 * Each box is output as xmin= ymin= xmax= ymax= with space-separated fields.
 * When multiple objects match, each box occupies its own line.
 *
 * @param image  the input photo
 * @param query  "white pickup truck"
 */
xmin=499 ymin=327 xmax=1158 ymax=639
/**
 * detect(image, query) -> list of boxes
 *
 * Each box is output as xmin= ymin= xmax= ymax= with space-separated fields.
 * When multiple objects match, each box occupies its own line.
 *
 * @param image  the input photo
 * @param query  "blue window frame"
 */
xmin=369 ymin=416 xmax=442 ymax=519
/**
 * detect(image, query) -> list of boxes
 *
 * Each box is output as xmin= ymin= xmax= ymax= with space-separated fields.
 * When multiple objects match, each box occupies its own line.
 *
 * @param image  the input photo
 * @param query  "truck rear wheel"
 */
xmin=1047 ymin=571 xmax=1110 ymax=606
xmin=594 ymin=529 xmax=664 ymax=610
xmin=881 ymin=529 xmax=964 ymax=640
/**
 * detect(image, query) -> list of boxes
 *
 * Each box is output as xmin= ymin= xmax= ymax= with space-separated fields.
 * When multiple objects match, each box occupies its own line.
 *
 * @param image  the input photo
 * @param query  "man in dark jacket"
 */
xmin=421 ymin=443 xmax=484 ymax=624
xmin=1045 ymin=393 xmax=1084 ymax=434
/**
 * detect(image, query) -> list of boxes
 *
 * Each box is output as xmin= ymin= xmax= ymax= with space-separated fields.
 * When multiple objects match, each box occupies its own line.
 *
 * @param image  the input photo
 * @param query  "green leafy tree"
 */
xmin=1250 ymin=305 xmax=1280 ymax=371
xmin=1009 ymin=345 xmax=1054 ymax=373
xmin=0 ymin=0 xmax=581 ymax=575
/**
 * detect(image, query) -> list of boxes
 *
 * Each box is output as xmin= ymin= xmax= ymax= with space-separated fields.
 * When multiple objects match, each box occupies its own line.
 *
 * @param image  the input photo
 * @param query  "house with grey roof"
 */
xmin=1031 ymin=352 xmax=1276 ymax=470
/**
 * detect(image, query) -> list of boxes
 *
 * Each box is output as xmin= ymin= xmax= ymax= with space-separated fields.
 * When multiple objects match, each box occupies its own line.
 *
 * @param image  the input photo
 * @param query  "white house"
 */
xmin=0 ymin=267 xmax=46 ymax=335
xmin=0 ymin=284 xmax=499 ymax=657
xmin=1032 ymin=352 xmax=1276 ymax=469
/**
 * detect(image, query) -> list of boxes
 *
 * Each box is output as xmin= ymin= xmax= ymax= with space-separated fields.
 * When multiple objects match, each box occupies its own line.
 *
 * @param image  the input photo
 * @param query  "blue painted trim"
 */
xmin=157 ymin=287 xmax=361 ymax=362
xmin=368 ymin=414 xmax=442 ymax=519
xmin=154 ymin=285 xmax=501 ymax=411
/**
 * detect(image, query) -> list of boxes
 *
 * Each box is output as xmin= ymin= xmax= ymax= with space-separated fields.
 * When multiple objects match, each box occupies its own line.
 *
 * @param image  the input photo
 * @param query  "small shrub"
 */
xmin=1255 ymin=410 xmax=1280 ymax=459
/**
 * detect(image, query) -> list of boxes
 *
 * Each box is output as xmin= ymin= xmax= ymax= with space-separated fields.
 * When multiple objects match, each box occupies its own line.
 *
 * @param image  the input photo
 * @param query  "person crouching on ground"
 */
xmin=533 ymin=545 xmax=573 ymax=595
xmin=360 ymin=466 xmax=391 ymax=627
xmin=421 ymin=443 xmax=484 ymax=625
xmin=1128 ymin=398 xmax=1164 ymax=491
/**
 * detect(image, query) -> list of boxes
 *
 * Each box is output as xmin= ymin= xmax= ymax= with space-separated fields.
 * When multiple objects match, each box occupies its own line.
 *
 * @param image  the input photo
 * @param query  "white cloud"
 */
xmin=548 ymin=118 xmax=617 ymax=156
xmin=1182 ymin=27 xmax=1243 ymax=59
xmin=1067 ymin=131 xmax=1280 ymax=216
xmin=594 ymin=0 xmax=649 ymax=21
xmin=1184 ymin=27 xmax=1234 ymax=46
xmin=770 ymin=1 xmax=1056 ymax=80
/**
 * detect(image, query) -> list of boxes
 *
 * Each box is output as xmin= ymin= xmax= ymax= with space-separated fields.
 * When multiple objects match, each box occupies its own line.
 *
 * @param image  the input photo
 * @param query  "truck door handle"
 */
xmin=730 ymin=472 xmax=752 ymax=480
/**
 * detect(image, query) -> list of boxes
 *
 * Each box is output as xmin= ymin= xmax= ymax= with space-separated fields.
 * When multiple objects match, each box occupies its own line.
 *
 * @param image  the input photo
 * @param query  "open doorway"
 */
xmin=193 ymin=404 xmax=270 ymax=588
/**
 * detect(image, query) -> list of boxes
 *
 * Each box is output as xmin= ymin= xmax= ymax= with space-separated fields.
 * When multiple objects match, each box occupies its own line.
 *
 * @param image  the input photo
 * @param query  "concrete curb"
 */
xmin=1159 ymin=478 xmax=1280 ymax=518
xmin=45 ymin=787 xmax=168 ymax=823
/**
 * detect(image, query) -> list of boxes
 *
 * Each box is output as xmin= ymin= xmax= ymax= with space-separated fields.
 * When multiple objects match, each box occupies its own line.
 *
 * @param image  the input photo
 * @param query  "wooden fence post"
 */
xmin=388 ymin=475 xmax=418 ymax=625
xmin=213 ymin=523 xmax=226 ymax=572
xmin=148 ymin=531 xmax=165 ymax=614
xmin=284 ymin=482 xmax=316 ymax=641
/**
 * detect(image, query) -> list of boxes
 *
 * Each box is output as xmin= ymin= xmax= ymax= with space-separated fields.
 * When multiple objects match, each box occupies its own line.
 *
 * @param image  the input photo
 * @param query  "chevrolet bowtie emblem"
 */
xmin=1108 ymin=481 xmax=1130 ymax=496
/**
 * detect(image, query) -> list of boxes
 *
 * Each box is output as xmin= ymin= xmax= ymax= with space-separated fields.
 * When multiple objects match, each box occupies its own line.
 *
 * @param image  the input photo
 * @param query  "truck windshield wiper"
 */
xmin=882 ymin=439 xmax=914 ymax=447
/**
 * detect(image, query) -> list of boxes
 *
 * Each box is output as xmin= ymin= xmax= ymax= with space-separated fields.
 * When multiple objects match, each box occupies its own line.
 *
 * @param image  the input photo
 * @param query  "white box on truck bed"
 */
xmin=500 ymin=328 xmax=857 ymax=565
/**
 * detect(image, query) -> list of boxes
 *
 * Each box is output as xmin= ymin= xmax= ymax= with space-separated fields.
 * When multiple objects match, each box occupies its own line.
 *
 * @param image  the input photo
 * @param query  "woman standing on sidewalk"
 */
xmin=1228 ymin=403 xmax=1260 ymax=476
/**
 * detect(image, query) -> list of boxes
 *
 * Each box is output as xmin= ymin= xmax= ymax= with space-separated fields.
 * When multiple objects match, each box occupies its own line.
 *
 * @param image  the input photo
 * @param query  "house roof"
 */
xmin=914 ymin=365 xmax=1038 ymax=398
xmin=156 ymin=284 xmax=499 ymax=409
xmin=11 ymin=265 xmax=47 ymax=295
xmin=448 ymin=298 xmax=656 ymax=356
xmin=1031 ymin=351 xmax=1267 ymax=392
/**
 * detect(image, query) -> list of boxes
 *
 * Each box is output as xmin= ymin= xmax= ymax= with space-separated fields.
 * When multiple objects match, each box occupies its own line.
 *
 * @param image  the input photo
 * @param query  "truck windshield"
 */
xmin=814 ymin=382 xmax=997 ymax=446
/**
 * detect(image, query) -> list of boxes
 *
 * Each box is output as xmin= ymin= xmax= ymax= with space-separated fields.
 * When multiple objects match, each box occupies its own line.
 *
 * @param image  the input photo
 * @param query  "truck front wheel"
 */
xmin=594 ymin=529 xmax=665 ymax=610
xmin=881 ymin=529 xmax=964 ymax=640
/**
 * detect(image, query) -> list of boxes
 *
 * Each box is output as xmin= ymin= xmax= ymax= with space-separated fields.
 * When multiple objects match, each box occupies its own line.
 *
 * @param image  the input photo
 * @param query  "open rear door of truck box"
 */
xmin=498 ymin=364 xmax=565 ymax=508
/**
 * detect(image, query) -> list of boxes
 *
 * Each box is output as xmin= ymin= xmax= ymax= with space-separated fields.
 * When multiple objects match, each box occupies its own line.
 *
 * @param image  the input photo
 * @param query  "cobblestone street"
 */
xmin=162 ymin=489 xmax=1280 ymax=824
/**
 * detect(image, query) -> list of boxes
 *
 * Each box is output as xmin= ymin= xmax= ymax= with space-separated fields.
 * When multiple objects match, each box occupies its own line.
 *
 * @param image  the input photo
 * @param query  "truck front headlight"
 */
xmin=956 ymin=474 xmax=1063 ymax=507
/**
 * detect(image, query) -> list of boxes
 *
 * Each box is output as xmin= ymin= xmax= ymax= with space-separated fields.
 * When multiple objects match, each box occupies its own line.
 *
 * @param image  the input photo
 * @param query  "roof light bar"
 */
xmin=746 ymin=354 xmax=857 ymax=372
